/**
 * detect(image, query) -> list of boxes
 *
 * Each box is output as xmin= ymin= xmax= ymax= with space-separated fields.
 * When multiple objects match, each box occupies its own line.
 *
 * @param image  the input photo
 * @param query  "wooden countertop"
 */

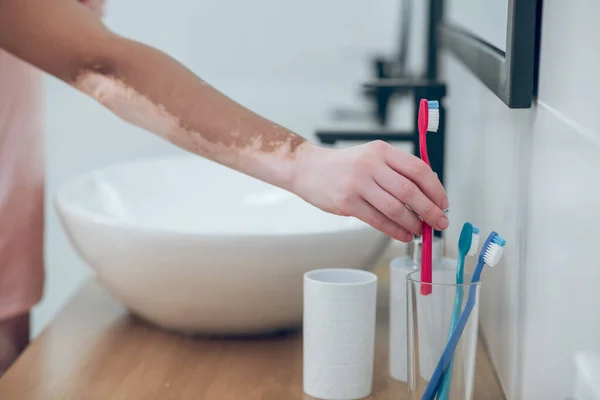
xmin=0 ymin=262 xmax=505 ymax=399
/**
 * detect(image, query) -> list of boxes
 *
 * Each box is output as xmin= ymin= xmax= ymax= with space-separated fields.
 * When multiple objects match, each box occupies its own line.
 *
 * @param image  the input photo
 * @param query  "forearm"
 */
xmin=73 ymin=37 xmax=308 ymax=190
xmin=0 ymin=0 xmax=309 ymax=191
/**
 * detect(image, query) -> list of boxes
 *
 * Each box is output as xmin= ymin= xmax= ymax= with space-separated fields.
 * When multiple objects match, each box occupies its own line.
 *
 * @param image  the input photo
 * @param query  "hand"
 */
xmin=291 ymin=141 xmax=449 ymax=243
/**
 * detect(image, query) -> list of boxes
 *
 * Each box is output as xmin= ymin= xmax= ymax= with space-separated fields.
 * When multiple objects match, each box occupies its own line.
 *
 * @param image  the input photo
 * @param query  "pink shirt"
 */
xmin=0 ymin=50 xmax=45 ymax=321
xmin=0 ymin=0 xmax=105 ymax=323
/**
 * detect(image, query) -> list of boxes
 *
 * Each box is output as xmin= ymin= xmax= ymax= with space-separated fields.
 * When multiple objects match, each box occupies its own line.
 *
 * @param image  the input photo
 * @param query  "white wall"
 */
xmin=442 ymin=1 xmax=600 ymax=398
xmin=35 ymin=0 xmax=399 ymax=335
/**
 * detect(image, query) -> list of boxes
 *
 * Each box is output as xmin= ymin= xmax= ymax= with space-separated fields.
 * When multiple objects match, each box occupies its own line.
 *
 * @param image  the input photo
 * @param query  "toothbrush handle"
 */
xmin=417 ymin=99 xmax=433 ymax=296
xmin=438 ymin=284 xmax=464 ymax=399
xmin=420 ymin=222 xmax=433 ymax=295
xmin=438 ymin=256 xmax=466 ymax=399
xmin=422 ymin=285 xmax=477 ymax=400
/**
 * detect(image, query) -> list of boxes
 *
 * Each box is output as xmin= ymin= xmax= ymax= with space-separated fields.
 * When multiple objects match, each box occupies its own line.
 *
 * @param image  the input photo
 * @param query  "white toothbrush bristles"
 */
xmin=427 ymin=108 xmax=439 ymax=132
xmin=483 ymin=238 xmax=506 ymax=267
xmin=468 ymin=233 xmax=480 ymax=256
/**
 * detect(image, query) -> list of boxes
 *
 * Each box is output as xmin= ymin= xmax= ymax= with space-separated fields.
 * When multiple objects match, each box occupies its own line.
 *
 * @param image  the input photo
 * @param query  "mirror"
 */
xmin=446 ymin=0 xmax=509 ymax=52
xmin=440 ymin=0 xmax=539 ymax=108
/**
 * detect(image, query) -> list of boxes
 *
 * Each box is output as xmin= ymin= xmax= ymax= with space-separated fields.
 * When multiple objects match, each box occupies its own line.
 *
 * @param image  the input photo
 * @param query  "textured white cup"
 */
xmin=303 ymin=268 xmax=378 ymax=400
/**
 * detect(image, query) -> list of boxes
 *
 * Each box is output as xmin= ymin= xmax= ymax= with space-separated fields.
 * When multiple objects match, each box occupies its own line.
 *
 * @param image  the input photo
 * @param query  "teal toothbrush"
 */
xmin=423 ymin=231 xmax=506 ymax=400
xmin=437 ymin=222 xmax=480 ymax=399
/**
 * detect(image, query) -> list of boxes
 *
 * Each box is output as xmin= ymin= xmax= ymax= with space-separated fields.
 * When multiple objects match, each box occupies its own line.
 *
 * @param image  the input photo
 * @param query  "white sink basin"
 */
xmin=54 ymin=155 xmax=390 ymax=335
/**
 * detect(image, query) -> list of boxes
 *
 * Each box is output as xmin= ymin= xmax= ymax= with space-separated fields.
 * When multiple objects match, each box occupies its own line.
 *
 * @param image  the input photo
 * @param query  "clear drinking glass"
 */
xmin=406 ymin=269 xmax=481 ymax=400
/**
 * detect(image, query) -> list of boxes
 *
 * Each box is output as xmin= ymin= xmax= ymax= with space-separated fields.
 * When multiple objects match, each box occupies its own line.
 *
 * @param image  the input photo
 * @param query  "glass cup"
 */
xmin=389 ymin=253 xmax=456 ymax=383
xmin=406 ymin=269 xmax=481 ymax=400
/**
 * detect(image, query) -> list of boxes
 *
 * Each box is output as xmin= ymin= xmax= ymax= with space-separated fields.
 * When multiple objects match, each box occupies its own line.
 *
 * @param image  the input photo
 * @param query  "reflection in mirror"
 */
xmin=446 ymin=0 xmax=509 ymax=52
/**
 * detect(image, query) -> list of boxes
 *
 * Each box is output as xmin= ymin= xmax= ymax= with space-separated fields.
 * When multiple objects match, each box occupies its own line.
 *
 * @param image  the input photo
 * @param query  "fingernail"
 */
xmin=442 ymin=197 xmax=449 ymax=209
xmin=437 ymin=216 xmax=449 ymax=230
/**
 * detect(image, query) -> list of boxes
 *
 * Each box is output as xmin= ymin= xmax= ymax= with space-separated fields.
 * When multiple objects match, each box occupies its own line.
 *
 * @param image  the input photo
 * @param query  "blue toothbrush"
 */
xmin=437 ymin=223 xmax=480 ymax=400
xmin=422 ymin=231 xmax=506 ymax=400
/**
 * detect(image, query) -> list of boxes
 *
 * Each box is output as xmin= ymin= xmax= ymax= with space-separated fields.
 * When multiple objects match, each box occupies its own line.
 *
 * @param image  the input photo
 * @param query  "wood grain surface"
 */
xmin=0 ymin=261 xmax=505 ymax=399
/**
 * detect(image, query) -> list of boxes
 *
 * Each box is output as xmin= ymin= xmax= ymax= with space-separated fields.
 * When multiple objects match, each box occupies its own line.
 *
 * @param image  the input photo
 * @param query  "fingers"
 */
xmin=383 ymin=146 xmax=448 ymax=210
xmin=374 ymin=165 xmax=449 ymax=230
xmin=361 ymin=181 xmax=423 ymax=236
xmin=353 ymin=198 xmax=414 ymax=243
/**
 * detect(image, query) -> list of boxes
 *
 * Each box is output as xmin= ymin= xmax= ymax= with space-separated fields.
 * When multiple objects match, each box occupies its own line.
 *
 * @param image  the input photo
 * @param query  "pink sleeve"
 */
xmin=0 ymin=0 xmax=105 ymax=322
xmin=0 ymin=50 xmax=45 ymax=321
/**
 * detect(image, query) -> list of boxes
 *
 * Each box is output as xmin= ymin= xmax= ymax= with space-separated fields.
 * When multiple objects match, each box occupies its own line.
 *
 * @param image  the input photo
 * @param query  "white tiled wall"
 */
xmin=442 ymin=1 xmax=600 ymax=398
xmin=535 ymin=0 xmax=600 ymax=135
xmin=522 ymin=104 xmax=600 ymax=399
xmin=442 ymin=54 xmax=531 ymax=399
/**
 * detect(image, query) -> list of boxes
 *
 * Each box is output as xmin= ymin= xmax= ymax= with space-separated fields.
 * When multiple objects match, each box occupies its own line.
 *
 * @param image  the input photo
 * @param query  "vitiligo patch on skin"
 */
xmin=74 ymin=71 xmax=178 ymax=138
xmin=72 ymin=70 xmax=308 ymax=190
xmin=72 ymin=71 xmax=306 ymax=157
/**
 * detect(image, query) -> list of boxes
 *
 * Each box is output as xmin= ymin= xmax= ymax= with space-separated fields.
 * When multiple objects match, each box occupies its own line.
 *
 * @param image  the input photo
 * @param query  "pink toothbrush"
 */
xmin=417 ymin=99 xmax=439 ymax=295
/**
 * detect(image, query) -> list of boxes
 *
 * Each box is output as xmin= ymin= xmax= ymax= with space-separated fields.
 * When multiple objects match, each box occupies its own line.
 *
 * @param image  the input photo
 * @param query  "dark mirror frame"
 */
xmin=439 ymin=0 xmax=539 ymax=108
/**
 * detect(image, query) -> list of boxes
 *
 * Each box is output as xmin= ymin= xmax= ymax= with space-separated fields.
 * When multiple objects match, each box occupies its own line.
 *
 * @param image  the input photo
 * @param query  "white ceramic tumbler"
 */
xmin=303 ymin=268 xmax=378 ymax=400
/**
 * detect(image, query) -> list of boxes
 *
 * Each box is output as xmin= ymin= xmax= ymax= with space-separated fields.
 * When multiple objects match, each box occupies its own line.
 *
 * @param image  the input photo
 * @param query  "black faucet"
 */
xmin=314 ymin=0 xmax=446 ymax=182
xmin=314 ymin=0 xmax=447 ymax=239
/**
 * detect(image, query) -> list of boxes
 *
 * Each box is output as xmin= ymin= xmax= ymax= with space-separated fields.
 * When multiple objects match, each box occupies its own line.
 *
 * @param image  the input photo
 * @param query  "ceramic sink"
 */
xmin=54 ymin=155 xmax=390 ymax=335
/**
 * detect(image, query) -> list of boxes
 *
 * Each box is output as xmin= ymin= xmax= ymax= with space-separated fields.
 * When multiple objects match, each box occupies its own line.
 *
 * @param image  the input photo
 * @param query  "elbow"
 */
xmin=66 ymin=32 xmax=123 ymax=86
xmin=70 ymin=60 xmax=115 ymax=84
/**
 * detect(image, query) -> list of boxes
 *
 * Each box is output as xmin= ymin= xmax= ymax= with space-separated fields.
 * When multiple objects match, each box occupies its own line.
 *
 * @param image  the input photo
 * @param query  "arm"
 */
xmin=0 ymin=0 xmax=449 ymax=242
xmin=0 ymin=0 xmax=302 ymax=190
